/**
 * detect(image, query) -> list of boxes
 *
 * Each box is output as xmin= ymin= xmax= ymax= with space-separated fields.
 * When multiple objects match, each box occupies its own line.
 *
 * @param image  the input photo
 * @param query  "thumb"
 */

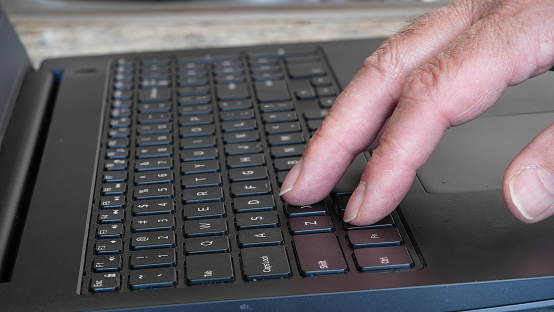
xmin=504 ymin=123 xmax=554 ymax=223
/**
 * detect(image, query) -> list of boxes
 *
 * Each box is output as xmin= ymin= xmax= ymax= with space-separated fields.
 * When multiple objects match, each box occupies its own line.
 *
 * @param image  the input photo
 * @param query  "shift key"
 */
xmin=293 ymin=233 xmax=347 ymax=276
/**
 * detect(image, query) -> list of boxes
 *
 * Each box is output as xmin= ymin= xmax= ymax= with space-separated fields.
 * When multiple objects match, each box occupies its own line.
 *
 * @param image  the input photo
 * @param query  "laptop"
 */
xmin=1 ymin=3 xmax=554 ymax=311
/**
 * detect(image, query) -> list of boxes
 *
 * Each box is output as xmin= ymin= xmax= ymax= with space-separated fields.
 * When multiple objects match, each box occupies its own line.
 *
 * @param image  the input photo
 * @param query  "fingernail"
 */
xmin=279 ymin=159 xmax=303 ymax=196
xmin=509 ymin=166 xmax=554 ymax=221
xmin=343 ymin=181 xmax=366 ymax=223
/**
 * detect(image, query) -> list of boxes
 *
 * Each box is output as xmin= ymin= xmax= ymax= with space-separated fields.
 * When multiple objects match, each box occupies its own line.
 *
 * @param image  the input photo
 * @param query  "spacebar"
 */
xmin=332 ymin=153 xmax=367 ymax=197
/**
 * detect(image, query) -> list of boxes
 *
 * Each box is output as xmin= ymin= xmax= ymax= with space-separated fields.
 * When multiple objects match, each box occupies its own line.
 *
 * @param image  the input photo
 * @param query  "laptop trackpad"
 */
xmin=417 ymin=111 xmax=553 ymax=194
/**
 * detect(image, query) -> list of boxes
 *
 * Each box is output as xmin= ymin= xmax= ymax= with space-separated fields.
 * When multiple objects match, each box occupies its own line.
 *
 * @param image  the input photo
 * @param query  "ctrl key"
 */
xmin=353 ymin=246 xmax=413 ymax=272
xmin=90 ymin=273 xmax=120 ymax=293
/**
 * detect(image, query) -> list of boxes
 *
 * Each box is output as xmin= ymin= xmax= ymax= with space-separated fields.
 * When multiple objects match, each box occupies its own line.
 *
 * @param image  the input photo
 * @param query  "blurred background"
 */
xmin=1 ymin=0 xmax=451 ymax=68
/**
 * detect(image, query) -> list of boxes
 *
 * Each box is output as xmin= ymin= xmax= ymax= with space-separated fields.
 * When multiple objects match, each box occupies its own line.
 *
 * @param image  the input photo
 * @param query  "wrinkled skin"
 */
xmin=280 ymin=0 xmax=554 ymax=225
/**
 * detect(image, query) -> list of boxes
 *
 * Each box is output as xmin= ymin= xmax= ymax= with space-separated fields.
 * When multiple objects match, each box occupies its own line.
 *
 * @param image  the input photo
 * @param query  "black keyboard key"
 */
xmin=93 ymin=255 xmax=122 ymax=272
xmin=105 ymin=148 xmax=128 ymax=160
xmin=104 ymin=159 xmax=127 ymax=171
xmin=286 ymin=201 xmax=327 ymax=217
xmin=181 ymin=148 xmax=218 ymax=162
xmin=138 ymin=87 xmax=171 ymax=103
xmin=181 ymin=159 xmax=220 ymax=175
xmin=274 ymin=157 xmax=300 ymax=171
xmin=319 ymin=96 xmax=336 ymax=108
xmin=140 ymin=79 xmax=170 ymax=88
xmin=131 ymin=231 xmax=176 ymax=250
xmin=134 ymin=184 xmax=174 ymax=200
xmin=132 ymin=215 xmax=175 ymax=232
xmin=353 ymin=246 xmax=413 ymax=272
xmin=183 ymin=202 xmax=226 ymax=220
xmin=241 ymin=246 xmax=291 ymax=280
xmin=264 ymin=122 xmax=301 ymax=134
xmin=130 ymin=249 xmax=176 ymax=269
xmin=254 ymin=80 xmax=291 ymax=103
xmin=221 ymin=119 xmax=257 ymax=132
xmin=307 ymin=120 xmax=323 ymax=131
xmin=182 ymin=172 xmax=222 ymax=189
xmin=179 ymin=114 xmax=214 ymax=127
xmin=238 ymin=228 xmax=283 ymax=248
xmin=287 ymin=62 xmax=326 ymax=78
xmin=177 ymin=85 xmax=210 ymax=96
xmin=215 ymin=74 xmax=245 ymax=84
xmin=267 ymin=133 xmax=305 ymax=146
xmin=304 ymin=108 xmax=329 ymax=120
xmin=228 ymin=167 xmax=268 ymax=182
xmin=178 ymin=77 xmax=208 ymax=87
xmin=129 ymin=267 xmax=177 ymax=289
xmin=216 ymin=82 xmax=250 ymax=100
xmin=90 ymin=273 xmax=120 ymax=292
xmin=137 ymin=112 xmax=172 ymax=124
xmin=137 ymin=123 xmax=172 ymax=135
xmin=113 ymin=90 xmax=133 ymax=100
xmin=259 ymin=102 xmax=294 ymax=113
xmin=235 ymin=211 xmax=279 ymax=229
xmin=183 ymin=219 xmax=228 ymax=237
xmin=101 ymin=182 xmax=127 ymax=195
xmin=311 ymin=76 xmax=333 ymax=87
xmin=108 ymin=127 xmax=131 ymax=138
xmin=184 ymin=236 xmax=230 ymax=255
xmin=179 ymin=105 xmax=213 ymax=117
xmin=132 ymin=198 xmax=175 ymax=216
xmin=179 ymin=125 xmax=215 ymax=138
xmin=295 ymin=87 xmax=317 ymax=100
xmin=99 ymin=195 xmax=126 ymax=209
xmin=185 ymin=253 xmax=234 ymax=285
xmin=180 ymin=136 xmax=217 ymax=150
xmin=293 ymin=233 xmax=347 ymax=276
xmin=107 ymin=138 xmax=129 ymax=148
xmin=179 ymin=95 xmax=211 ymax=106
xmin=231 ymin=180 xmax=272 ymax=197
xmin=270 ymin=144 xmax=306 ymax=158
xmin=262 ymin=111 xmax=297 ymax=123
xmin=225 ymin=142 xmax=263 ymax=156
xmin=109 ymin=118 xmax=131 ymax=128
xmin=227 ymin=154 xmax=265 ymax=168
xmin=233 ymin=195 xmax=275 ymax=213
xmin=223 ymin=131 xmax=259 ymax=144
xmin=135 ymin=157 xmax=173 ymax=172
xmin=182 ymin=187 xmax=224 ymax=204
xmin=95 ymin=238 xmax=123 ymax=254
xmin=112 ymin=99 xmax=132 ymax=109
xmin=97 ymin=224 xmax=124 ymax=238
xmin=98 ymin=209 xmax=125 ymax=224
xmin=136 ymin=134 xmax=172 ymax=147
xmin=219 ymin=100 xmax=252 ymax=111
xmin=220 ymin=109 xmax=255 ymax=121
xmin=316 ymin=86 xmax=337 ymax=97
xmin=347 ymin=228 xmax=402 ymax=248
xmin=289 ymin=215 xmax=334 ymax=235
xmin=135 ymin=170 xmax=174 ymax=185
xmin=136 ymin=145 xmax=173 ymax=159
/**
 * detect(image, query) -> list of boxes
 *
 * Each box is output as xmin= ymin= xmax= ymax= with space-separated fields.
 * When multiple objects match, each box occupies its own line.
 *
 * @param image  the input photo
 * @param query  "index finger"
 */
xmin=280 ymin=0 xmax=482 ymax=205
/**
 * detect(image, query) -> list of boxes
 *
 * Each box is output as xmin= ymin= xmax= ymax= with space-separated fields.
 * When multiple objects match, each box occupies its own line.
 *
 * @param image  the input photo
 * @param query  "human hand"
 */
xmin=280 ymin=0 xmax=554 ymax=225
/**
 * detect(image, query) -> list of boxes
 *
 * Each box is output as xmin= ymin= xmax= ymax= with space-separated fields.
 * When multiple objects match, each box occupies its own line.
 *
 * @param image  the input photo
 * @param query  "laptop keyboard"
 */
xmin=83 ymin=46 xmax=420 ymax=293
